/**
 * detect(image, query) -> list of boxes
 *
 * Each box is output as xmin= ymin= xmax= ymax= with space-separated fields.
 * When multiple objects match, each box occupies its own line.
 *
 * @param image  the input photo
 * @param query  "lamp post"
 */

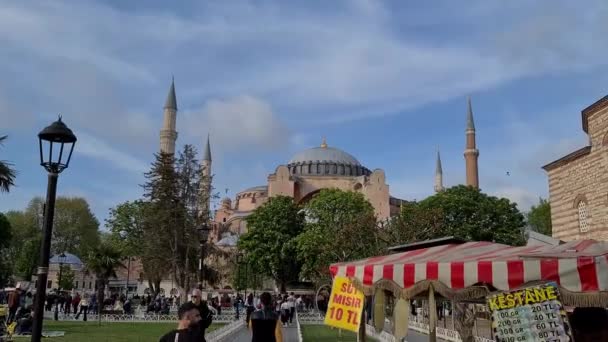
xmin=235 ymin=253 xmax=243 ymax=295
xmin=198 ymin=222 xmax=210 ymax=290
xmin=54 ymin=252 xmax=67 ymax=321
xmin=32 ymin=117 xmax=77 ymax=342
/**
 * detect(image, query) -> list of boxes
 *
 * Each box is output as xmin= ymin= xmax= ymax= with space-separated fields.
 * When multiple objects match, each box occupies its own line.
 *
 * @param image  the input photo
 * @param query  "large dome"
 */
xmin=289 ymin=146 xmax=361 ymax=165
xmin=286 ymin=139 xmax=370 ymax=177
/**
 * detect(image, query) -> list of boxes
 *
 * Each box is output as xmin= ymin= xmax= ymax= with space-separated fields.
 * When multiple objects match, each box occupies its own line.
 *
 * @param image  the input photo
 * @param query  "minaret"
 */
xmin=200 ymin=134 xmax=212 ymax=215
xmin=160 ymin=78 xmax=178 ymax=154
xmin=434 ymin=149 xmax=444 ymax=193
xmin=464 ymin=97 xmax=479 ymax=188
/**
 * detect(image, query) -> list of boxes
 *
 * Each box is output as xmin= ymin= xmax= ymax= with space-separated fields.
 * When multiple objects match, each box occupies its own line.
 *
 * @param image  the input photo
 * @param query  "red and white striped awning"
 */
xmin=330 ymin=240 xmax=608 ymax=293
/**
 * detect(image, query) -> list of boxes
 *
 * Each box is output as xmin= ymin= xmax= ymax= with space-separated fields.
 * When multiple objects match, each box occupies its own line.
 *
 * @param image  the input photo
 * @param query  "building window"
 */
xmin=578 ymin=200 xmax=589 ymax=232
xmin=47 ymin=280 xmax=52 ymax=289
xmin=89 ymin=282 xmax=92 ymax=289
xmin=75 ymin=281 xmax=79 ymax=289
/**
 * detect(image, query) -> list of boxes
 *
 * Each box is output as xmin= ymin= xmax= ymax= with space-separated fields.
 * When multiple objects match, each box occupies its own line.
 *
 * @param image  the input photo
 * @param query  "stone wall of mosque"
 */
xmin=546 ymin=102 xmax=608 ymax=241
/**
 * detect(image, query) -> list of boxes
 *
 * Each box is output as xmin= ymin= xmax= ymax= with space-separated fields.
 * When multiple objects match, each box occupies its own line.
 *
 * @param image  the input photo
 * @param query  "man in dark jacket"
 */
xmin=159 ymin=302 xmax=201 ymax=342
xmin=249 ymin=292 xmax=282 ymax=342
xmin=190 ymin=289 xmax=213 ymax=342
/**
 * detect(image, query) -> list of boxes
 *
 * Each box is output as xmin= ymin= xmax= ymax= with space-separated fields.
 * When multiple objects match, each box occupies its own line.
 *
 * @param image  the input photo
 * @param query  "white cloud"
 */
xmin=492 ymin=186 xmax=540 ymax=212
xmin=181 ymin=95 xmax=289 ymax=152
xmin=76 ymin=131 xmax=148 ymax=174
xmin=1 ymin=0 xmax=606 ymax=131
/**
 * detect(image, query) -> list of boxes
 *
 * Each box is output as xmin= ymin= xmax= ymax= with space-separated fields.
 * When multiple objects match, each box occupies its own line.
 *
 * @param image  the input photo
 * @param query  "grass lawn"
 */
xmin=301 ymin=325 xmax=377 ymax=342
xmin=26 ymin=321 xmax=221 ymax=342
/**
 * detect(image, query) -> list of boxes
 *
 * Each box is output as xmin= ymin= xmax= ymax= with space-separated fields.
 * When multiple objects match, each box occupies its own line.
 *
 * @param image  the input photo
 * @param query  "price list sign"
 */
xmin=486 ymin=283 xmax=574 ymax=342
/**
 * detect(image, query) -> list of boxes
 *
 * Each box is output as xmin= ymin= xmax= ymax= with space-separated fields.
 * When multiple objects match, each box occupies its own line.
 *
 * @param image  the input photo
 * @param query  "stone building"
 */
xmin=543 ymin=95 xmax=608 ymax=241
xmin=154 ymin=79 xmax=482 ymax=288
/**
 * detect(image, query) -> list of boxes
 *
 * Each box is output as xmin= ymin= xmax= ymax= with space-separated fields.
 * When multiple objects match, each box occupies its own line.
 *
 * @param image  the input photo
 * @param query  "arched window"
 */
xmin=578 ymin=201 xmax=589 ymax=233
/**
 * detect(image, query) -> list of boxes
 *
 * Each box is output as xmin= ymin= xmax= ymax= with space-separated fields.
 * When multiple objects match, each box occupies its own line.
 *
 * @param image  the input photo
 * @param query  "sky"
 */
xmin=1 ymin=0 xmax=607 ymax=226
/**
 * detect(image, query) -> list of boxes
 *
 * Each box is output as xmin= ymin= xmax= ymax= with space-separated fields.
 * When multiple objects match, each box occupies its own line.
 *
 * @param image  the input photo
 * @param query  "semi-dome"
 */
xmin=287 ymin=139 xmax=370 ymax=177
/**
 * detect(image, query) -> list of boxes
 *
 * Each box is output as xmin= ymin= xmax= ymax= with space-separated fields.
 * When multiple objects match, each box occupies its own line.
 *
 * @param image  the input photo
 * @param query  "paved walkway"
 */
xmin=227 ymin=323 xmax=432 ymax=341
xmin=229 ymin=322 xmax=299 ymax=341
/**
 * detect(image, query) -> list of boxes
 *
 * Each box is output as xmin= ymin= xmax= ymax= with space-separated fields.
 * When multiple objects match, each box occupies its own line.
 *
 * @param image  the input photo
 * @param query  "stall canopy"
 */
xmin=330 ymin=239 xmax=608 ymax=305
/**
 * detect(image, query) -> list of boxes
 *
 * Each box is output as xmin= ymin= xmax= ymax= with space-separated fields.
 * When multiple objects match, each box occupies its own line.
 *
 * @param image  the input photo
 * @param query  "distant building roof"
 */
xmin=526 ymin=230 xmax=563 ymax=246
xmin=238 ymin=185 xmax=268 ymax=194
xmin=49 ymin=252 xmax=83 ymax=266
xmin=388 ymin=236 xmax=466 ymax=253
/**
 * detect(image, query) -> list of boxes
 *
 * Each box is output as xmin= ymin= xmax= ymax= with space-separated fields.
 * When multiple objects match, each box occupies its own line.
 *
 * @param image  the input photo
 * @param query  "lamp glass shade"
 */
xmin=38 ymin=117 xmax=77 ymax=173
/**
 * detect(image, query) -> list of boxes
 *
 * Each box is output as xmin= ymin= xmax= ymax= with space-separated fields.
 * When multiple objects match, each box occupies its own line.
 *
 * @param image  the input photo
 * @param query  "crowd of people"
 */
xmin=159 ymin=290 xmax=294 ymax=342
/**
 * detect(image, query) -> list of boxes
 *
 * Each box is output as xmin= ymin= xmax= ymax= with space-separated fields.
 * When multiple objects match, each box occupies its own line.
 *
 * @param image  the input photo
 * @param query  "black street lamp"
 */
xmin=54 ymin=252 xmax=66 ymax=321
xmin=198 ymin=222 xmax=210 ymax=290
xmin=32 ymin=117 xmax=77 ymax=342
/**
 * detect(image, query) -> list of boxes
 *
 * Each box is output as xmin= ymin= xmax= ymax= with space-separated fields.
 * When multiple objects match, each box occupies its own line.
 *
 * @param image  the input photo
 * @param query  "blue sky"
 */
xmin=1 ymin=0 xmax=607 ymax=225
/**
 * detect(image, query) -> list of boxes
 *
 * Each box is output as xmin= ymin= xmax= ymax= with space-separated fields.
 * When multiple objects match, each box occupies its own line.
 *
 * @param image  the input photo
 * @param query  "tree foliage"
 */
xmin=238 ymin=196 xmax=305 ymax=291
xmin=297 ymin=189 xmax=386 ymax=284
xmin=6 ymin=197 xmax=100 ymax=259
xmin=0 ymin=213 xmax=12 ymax=286
xmin=384 ymin=201 xmax=444 ymax=246
xmin=4 ymin=200 xmax=43 ymax=280
xmin=0 ymin=135 xmax=17 ymax=193
xmin=57 ymin=265 xmax=75 ymax=290
xmin=527 ymin=198 xmax=552 ymax=236
xmin=418 ymin=185 xmax=526 ymax=245
xmin=51 ymin=197 xmax=101 ymax=257
xmin=85 ymin=242 xmax=124 ymax=313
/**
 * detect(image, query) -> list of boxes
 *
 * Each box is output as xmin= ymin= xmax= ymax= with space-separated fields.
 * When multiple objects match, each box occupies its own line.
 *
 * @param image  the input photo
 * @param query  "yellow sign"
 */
xmin=324 ymin=276 xmax=365 ymax=332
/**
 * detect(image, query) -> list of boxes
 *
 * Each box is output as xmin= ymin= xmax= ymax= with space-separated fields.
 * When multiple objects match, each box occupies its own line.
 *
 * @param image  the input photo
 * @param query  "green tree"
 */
xmin=57 ymin=265 xmax=75 ymax=290
xmin=419 ymin=185 xmax=526 ymax=245
xmin=527 ymin=198 xmax=552 ymax=236
xmin=106 ymin=200 xmax=149 ymax=257
xmin=0 ymin=135 xmax=17 ymax=193
xmin=52 ymin=197 xmax=101 ymax=257
xmin=4 ymin=200 xmax=43 ymax=280
xmin=384 ymin=201 xmax=444 ymax=246
xmin=0 ymin=213 xmax=13 ymax=286
xmin=85 ymin=242 xmax=124 ymax=318
xmin=297 ymin=189 xmax=385 ymax=284
xmin=238 ymin=196 xmax=305 ymax=292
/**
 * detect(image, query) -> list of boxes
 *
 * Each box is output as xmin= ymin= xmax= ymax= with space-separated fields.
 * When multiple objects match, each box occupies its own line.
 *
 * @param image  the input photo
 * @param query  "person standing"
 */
xmin=159 ymin=302 xmax=202 ymax=342
xmin=7 ymin=286 xmax=21 ymax=323
xmin=75 ymin=294 xmax=89 ymax=321
xmin=190 ymin=289 xmax=213 ymax=342
xmin=287 ymin=293 xmax=295 ymax=324
xmin=249 ymin=292 xmax=282 ymax=342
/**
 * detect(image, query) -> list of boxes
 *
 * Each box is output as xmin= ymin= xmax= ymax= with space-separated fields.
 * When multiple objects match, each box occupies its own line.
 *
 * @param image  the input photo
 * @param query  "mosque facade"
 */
xmin=157 ymin=80 xmax=481 ymax=250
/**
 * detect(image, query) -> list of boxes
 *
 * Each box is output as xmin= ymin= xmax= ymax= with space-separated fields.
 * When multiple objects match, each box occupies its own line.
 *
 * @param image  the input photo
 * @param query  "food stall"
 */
xmin=330 ymin=239 xmax=608 ymax=341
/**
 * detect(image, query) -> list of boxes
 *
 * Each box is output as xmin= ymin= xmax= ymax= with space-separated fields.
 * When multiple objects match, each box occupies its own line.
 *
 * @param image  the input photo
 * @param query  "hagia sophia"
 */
xmin=158 ymin=79 xmax=481 ymax=249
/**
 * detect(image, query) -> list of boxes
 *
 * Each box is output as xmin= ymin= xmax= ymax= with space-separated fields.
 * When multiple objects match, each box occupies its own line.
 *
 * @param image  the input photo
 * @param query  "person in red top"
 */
xmin=7 ymin=287 xmax=22 ymax=323
xmin=72 ymin=293 xmax=81 ymax=315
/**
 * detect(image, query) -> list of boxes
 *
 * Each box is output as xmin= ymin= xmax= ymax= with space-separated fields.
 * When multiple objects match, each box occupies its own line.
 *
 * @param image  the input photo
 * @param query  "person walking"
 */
xmin=280 ymin=298 xmax=290 ymax=327
xmin=287 ymin=293 xmax=295 ymax=324
xmin=75 ymin=294 xmax=89 ymax=321
xmin=159 ymin=302 xmax=201 ymax=342
xmin=190 ymin=289 xmax=213 ymax=342
xmin=6 ymin=286 xmax=21 ymax=323
xmin=245 ymin=293 xmax=255 ymax=324
xmin=72 ymin=293 xmax=81 ymax=315
xmin=249 ymin=292 xmax=282 ymax=342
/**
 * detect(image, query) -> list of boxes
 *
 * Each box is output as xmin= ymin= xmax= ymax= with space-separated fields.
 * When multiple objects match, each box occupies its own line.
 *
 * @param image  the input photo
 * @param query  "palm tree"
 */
xmin=0 ymin=135 xmax=16 ymax=192
xmin=85 ymin=243 xmax=124 ymax=323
